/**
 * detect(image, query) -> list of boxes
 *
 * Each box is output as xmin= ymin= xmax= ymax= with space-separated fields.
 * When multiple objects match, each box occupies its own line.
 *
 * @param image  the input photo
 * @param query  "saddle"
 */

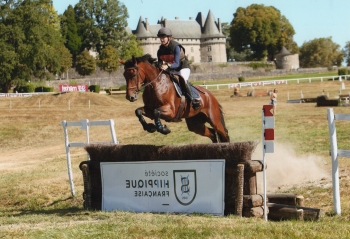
xmin=162 ymin=72 xmax=201 ymax=122
xmin=168 ymin=73 xmax=200 ymax=99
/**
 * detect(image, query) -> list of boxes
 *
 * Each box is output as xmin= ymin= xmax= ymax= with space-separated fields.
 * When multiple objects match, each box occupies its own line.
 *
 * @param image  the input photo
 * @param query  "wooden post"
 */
xmin=244 ymin=173 xmax=257 ymax=195
xmin=80 ymin=163 xmax=91 ymax=210
xmin=296 ymin=195 xmax=305 ymax=207
xmin=235 ymin=164 xmax=244 ymax=216
xmin=267 ymin=203 xmax=324 ymax=221
xmin=243 ymin=194 xmax=265 ymax=208
xmin=242 ymin=206 xmax=267 ymax=218
xmin=267 ymin=193 xmax=298 ymax=206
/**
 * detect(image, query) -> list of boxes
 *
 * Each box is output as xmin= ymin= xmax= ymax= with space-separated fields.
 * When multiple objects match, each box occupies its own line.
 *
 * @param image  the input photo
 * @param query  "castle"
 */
xmin=127 ymin=10 xmax=227 ymax=63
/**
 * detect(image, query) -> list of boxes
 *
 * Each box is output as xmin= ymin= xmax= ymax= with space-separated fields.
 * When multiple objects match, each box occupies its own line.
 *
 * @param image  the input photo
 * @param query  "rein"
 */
xmin=126 ymin=65 xmax=163 ymax=93
xmin=137 ymin=69 xmax=164 ymax=92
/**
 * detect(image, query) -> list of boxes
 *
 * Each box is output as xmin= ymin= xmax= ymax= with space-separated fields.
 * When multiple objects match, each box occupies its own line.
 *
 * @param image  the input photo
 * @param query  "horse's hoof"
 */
xmin=143 ymin=123 xmax=156 ymax=133
xmin=146 ymin=123 xmax=157 ymax=133
xmin=157 ymin=125 xmax=171 ymax=135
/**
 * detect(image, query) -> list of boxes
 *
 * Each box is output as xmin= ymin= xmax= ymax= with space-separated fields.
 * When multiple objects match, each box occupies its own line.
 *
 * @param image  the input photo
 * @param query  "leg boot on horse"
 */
xmin=184 ymin=83 xmax=201 ymax=110
xmin=154 ymin=109 xmax=171 ymax=135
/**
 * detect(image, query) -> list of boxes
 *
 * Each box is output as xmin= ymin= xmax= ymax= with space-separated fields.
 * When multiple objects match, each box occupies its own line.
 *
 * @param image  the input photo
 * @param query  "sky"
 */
xmin=53 ymin=0 xmax=350 ymax=48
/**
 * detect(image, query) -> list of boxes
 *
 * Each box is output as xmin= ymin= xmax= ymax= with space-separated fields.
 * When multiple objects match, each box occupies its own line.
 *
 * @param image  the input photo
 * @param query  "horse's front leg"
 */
xmin=135 ymin=107 xmax=157 ymax=133
xmin=154 ymin=108 xmax=171 ymax=135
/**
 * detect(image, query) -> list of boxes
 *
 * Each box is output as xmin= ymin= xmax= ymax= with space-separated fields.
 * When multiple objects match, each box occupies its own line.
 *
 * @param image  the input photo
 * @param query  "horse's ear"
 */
xmin=149 ymin=57 xmax=157 ymax=64
xmin=132 ymin=56 xmax=137 ymax=65
xmin=118 ymin=59 xmax=125 ymax=65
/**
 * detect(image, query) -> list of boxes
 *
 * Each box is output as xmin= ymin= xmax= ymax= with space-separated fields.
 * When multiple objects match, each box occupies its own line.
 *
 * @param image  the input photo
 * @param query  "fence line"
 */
xmin=199 ymin=75 xmax=350 ymax=90
xmin=0 ymin=92 xmax=54 ymax=98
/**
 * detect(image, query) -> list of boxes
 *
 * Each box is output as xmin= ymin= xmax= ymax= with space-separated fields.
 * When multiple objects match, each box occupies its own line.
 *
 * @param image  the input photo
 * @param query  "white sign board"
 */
xmin=100 ymin=160 xmax=225 ymax=215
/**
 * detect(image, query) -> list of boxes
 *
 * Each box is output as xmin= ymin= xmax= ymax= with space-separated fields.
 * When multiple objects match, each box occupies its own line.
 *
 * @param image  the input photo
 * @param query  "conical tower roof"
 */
xmin=202 ymin=10 xmax=224 ymax=38
xmin=134 ymin=17 xmax=152 ymax=37
xmin=276 ymin=46 xmax=292 ymax=57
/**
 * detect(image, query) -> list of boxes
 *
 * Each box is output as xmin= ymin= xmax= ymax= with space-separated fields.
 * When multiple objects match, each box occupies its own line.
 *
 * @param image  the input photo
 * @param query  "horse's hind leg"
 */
xmin=207 ymin=111 xmax=230 ymax=142
xmin=185 ymin=114 xmax=218 ymax=143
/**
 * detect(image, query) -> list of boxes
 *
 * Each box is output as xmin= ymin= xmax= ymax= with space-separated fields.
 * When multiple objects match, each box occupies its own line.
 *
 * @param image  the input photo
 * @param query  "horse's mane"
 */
xmin=124 ymin=54 xmax=157 ymax=68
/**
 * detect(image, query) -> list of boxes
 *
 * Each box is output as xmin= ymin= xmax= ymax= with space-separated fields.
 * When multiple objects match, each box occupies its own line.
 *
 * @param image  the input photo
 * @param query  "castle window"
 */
xmin=207 ymin=46 xmax=211 ymax=52
xmin=191 ymin=56 xmax=194 ymax=61
xmin=208 ymin=56 xmax=212 ymax=62
xmin=191 ymin=47 xmax=194 ymax=53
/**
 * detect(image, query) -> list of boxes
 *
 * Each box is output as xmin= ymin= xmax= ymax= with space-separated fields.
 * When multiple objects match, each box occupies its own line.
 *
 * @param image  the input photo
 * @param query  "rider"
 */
xmin=157 ymin=27 xmax=201 ymax=110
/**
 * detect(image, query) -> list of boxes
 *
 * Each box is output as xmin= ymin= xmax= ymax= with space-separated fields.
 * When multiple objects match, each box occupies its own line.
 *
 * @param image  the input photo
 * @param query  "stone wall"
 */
xmin=46 ymin=62 xmax=330 ymax=91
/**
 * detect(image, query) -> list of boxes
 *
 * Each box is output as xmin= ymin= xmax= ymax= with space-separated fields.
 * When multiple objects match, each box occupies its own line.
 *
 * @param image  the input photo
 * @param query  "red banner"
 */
xmin=59 ymin=84 xmax=89 ymax=92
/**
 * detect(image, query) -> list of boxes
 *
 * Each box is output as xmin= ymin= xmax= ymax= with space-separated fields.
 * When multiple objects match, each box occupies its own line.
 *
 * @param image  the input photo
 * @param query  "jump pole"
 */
xmin=262 ymin=105 xmax=275 ymax=221
xmin=327 ymin=108 xmax=342 ymax=215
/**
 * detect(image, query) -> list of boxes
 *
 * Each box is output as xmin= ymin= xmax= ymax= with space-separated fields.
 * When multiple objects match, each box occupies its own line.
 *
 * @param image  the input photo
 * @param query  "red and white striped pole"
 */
xmin=262 ymin=105 xmax=275 ymax=221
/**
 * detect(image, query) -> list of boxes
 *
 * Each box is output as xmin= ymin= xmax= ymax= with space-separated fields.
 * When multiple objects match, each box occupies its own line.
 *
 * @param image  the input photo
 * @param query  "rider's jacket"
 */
xmin=157 ymin=40 xmax=190 ymax=70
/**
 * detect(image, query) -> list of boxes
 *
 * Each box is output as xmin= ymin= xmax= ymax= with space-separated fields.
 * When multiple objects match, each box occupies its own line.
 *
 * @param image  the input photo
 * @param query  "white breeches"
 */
xmin=170 ymin=68 xmax=190 ymax=82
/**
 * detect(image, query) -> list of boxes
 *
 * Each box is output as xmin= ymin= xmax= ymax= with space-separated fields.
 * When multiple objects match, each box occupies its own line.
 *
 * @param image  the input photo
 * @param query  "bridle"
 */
xmin=125 ymin=63 xmax=164 ymax=93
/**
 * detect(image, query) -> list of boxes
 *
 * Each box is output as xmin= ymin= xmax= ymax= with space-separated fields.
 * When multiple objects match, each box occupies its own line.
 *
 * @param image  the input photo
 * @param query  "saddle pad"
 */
xmin=173 ymin=82 xmax=200 ymax=99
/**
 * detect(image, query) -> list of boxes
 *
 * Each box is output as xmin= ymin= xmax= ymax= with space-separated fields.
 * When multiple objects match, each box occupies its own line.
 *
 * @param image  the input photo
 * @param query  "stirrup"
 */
xmin=192 ymin=100 xmax=201 ymax=110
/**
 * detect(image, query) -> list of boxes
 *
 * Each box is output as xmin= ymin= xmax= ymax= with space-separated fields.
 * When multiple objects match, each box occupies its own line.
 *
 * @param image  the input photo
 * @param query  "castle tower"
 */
xmin=275 ymin=46 xmax=300 ymax=70
xmin=130 ymin=10 xmax=227 ymax=63
xmin=200 ymin=10 xmax=227 ymax=63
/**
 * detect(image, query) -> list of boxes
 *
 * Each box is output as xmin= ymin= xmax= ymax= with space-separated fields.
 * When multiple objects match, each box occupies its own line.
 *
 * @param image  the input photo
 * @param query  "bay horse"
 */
xmin=119 ymin=54 xmax=230 ymax=143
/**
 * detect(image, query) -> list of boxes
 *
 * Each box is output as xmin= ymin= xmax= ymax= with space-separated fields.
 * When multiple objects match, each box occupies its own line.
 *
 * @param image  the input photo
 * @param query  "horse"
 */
xmin=118 ymin=54 xmax=230 ymax=143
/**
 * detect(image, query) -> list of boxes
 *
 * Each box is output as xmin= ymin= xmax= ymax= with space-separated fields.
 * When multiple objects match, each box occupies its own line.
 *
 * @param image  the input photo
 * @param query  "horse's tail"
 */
xmin=218 ymin=104 xmax=230 ymax=142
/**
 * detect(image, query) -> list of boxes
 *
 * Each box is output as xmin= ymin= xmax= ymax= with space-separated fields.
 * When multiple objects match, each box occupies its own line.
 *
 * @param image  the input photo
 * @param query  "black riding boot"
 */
xmin=185 ymin=83 xmax=201 ymax=110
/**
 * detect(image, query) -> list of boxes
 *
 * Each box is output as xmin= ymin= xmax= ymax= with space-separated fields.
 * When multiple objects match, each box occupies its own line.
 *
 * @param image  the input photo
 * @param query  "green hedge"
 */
xmin=89 ymin=85 xmax=100 ymax=93
xmin=13 ymin=84 xmax=35 ymax=93
xmin=238 ymin=76 xmax=245 ymax=82
xmin=338 ymin=68 xmax=348 ymax=76
xmin=34 ymin=86 xmax=53 ymax=92
xmin=246 ymin=62 xmax=271 ymax=70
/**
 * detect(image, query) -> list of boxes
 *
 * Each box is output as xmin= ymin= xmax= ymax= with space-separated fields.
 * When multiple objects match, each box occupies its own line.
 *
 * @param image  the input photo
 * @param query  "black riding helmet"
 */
xmin=157 ymin=27 xmax=172 ymax=37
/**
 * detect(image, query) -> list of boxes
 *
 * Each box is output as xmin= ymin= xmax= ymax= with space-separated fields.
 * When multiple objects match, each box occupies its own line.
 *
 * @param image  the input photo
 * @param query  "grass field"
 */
xmin=1 ymin=77 xmax=350 ymax=238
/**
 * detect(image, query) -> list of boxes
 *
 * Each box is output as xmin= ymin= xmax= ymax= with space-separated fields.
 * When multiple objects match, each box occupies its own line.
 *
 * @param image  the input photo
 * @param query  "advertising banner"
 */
xmin=59 ymin=84 xmax=88 ymax=92
xmin=100 ymin=160 xmax=225 ymax=215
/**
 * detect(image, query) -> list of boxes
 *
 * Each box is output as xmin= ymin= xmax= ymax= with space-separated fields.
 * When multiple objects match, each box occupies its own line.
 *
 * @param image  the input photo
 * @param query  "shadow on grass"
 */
xmin=4 ymin=196 xmax=92 ymax=217
xmin=47 ymin=196 xmax=74 ymax=207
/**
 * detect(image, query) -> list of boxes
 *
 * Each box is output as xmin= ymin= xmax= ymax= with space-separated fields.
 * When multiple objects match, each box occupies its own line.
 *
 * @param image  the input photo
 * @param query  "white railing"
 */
xmin=62 ymin=119 xmax=119 ymax=196
xmin=0 ymin=92 xmax=54 ymax=97
xmin=199 ymin=75 xmax=350 ymax=90
xmin=327 ymin=108 xmax=350 ymax=215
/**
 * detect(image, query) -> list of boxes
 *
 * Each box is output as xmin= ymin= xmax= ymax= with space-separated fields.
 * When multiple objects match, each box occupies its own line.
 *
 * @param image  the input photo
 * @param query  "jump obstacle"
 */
xmin=62 ymin=119 xmax=118 ymax=196
xmin=79 ymin=142 xmax=323 ymax=220
xmin=75 ymin=106 xmax=323 ymax=220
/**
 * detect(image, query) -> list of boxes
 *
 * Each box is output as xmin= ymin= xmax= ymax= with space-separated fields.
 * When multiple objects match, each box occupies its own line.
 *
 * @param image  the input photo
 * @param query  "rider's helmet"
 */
xmin=157 ymin=27 xmax=172 ymax=37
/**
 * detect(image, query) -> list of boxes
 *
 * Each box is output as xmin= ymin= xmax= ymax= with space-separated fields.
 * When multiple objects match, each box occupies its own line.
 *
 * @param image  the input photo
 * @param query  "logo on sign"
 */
xmin=173 ymin=170 xmax=197 ymax=206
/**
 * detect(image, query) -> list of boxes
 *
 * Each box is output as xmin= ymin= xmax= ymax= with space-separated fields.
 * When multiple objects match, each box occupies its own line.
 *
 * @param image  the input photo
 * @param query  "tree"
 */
xmin=229 ymin=4 xmax=296 ymax=61
xmin=222 ymin=22 xmax=234 ymax=61
xmin=344 ymin=41 xmax=350 ymax=66
xmin=222 ymin=22 xmax=252 ymax=61
xmin=97 ymin=45 xmax=119 ymax=75
xmin=299 ymin=37 xmax=344 ymax=68
xmin=0 ymin=0 xmax=72 ymax=93
xmin=76 ymin=50 xmax=96 ymax=76
xmin=119 ymin=34 xmax=143 ymax=60
xmin=74 ymin=0 xmax=129 ymax=55
xmin=61 ymin=5 xmax=82 ymax=66
xmin=54 ymin=45 xmax=73 ymax=78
